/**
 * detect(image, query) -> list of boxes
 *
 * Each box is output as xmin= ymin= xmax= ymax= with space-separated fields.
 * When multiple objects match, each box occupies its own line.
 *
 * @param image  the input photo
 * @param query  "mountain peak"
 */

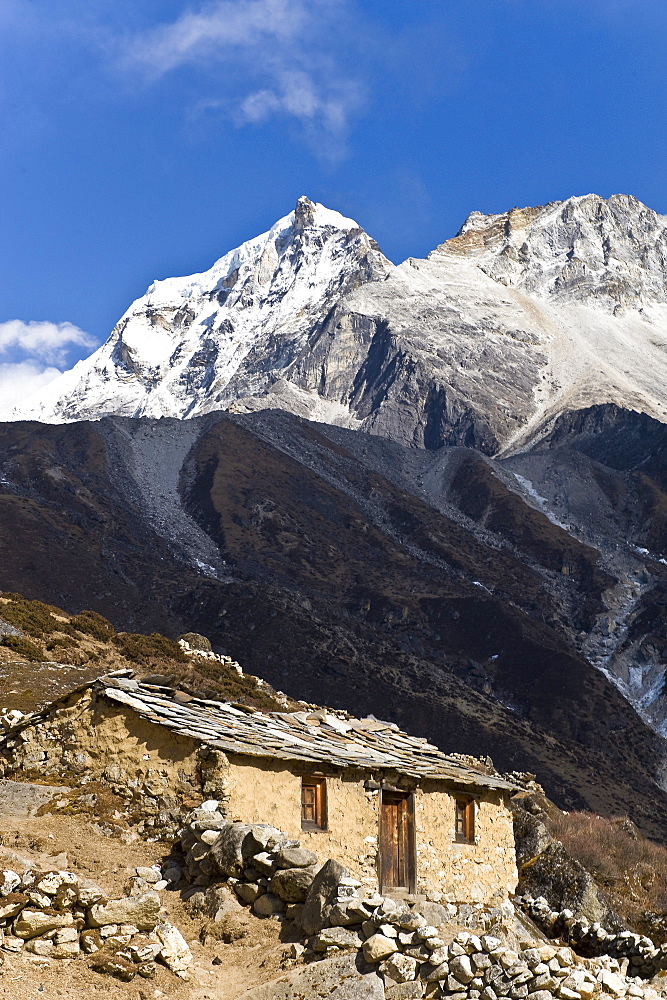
xmin=10 ymin=197 xmax=388 ymax=423
xmin=9 ymin=193 xmax=667 ymax=452
xmin=292 ymin=195 xmax=360 ymax=232
xmin=433 ymin=192 xmax=667 ymax=308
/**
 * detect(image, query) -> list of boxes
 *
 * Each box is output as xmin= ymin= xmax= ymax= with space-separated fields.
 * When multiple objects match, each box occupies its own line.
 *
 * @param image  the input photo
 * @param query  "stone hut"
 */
xmin=0 ymin=672 xmax=518 ymax=906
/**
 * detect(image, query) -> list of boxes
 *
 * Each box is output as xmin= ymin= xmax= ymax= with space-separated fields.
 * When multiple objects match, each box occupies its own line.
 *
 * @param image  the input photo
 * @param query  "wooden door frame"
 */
xmin=378 ymin=787 xmax=417 ymax=894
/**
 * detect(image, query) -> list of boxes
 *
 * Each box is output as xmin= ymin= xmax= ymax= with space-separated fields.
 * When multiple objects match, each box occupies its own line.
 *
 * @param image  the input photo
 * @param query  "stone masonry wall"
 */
xmin=418 ymin=784 xmax=517 ymax=906
xmin=1 ymin=696 xmax=517 ymax=907
xmin=0 ymin=691 xmax=213 ymax=838
xmin=225 ymin=759 xmax=517 ymax=905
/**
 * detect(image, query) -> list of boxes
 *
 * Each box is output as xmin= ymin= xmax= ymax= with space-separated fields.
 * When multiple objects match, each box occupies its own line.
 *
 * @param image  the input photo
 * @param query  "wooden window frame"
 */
xmin=301 ymin=776 xmax=328 ymax=831
xmin=454 ymin=795 xmax=475 ymax=844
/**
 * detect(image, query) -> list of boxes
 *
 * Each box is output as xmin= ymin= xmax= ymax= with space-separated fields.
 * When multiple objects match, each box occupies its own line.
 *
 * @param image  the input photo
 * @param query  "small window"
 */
xmin=455 ymin=797 xmax=475 ymax=843
xmin=301 ymin=776 xmax=327 ymax=830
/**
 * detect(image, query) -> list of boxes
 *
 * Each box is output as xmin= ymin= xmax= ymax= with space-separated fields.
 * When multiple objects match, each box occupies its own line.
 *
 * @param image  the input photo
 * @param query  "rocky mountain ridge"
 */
xmin=10 ymin=194 xmax=667 ymax=457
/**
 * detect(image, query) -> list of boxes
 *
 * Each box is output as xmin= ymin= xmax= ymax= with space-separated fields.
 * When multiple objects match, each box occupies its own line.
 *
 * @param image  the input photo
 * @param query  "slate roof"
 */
xmin=94 ymin=675 xmax=516 ymax=791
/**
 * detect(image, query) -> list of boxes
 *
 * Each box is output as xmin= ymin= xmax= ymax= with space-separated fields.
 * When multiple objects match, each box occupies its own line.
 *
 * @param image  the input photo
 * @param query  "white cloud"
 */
xmin=0 ymin=361 xmax=63 ymax=415
xmin=120 ymin=0 xmax=363 ymax=159
xmin=0 ymin=319 xmax=95 ymax=367
xmin=0 ymin=320 xmax=97 ymax=415
xmin=125 ymin=0 xmax=308 ymax=76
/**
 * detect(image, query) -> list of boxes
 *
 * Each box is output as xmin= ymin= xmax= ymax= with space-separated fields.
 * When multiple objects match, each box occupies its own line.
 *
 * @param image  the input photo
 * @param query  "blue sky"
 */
xmin=1 ymin=0 xmax=666 ymax=408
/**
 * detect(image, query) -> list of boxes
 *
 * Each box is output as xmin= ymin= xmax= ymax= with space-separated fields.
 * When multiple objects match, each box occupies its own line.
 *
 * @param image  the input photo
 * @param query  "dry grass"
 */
xmin=548 ymin=810 xmax=667 ymax=929
xmin=112 ymin=630 xmax=187 ymax=664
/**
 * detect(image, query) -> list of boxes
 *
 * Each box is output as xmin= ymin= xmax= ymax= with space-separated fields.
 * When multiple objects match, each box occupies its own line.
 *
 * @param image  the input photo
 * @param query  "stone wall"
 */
xmin=0 ymin=694 xmax=517 ymax=906
xmin=417 ymin=783 xmax=517 ymax=906
xmin=0 ymin=689 xmax=209 ymax=838
xmin=173 ymin=809 xmax=667 ymax=1000
xmin=224 ymin=761 xmax=517 ymax=904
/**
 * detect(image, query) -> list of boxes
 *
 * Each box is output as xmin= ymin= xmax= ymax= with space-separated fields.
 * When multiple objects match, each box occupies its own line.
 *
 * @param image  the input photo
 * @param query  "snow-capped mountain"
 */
xmin=11 ymin=193 xmax=667 ymax=455
xmin=11 ymin=197 xmax=389 ymax=425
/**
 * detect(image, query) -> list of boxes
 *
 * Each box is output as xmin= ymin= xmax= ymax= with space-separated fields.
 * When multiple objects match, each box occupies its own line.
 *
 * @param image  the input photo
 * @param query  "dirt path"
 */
xmin=0 ymin=813 xmax=292 ymax=1000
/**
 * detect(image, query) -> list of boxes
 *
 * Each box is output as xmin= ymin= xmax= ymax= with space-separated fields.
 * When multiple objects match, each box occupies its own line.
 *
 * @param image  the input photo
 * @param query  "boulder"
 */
xmin=88 ymin=892 xmax=161 ymax=931
xmin=25 ymin=938 xmax=55 ymax=957
xmin=237 ymin=952 xmax=383 ymax=1000
xmin=235 ymin=882 xmax=264 ymax=904
xmin=385 ymin=984 xmax=425 ymax=999
xmin=35 ymin=871 xmax=78 ymax=895
xmin=0 ymin=892 xmax=27 ymax=920
xmin=412 ymin=901 xmax=449 ymax=927
xmin=421 ymin=963 xmax=450 ymax=982
xmin=135 ymin=866 xmax=161 ymax=884
xmin=180 ymin=632 xmax=212 ymax=651
xmin=210 ymin=823 xmax=254 ymax=876
xmin=329 ymin=900 xmax=372 ymax=926
xmin=0 ymin=779 xmax=70 ymax=817
xmin=381 ymin=953 xmax=419 ymax=983
xmin=274 ymin=847 xmax=318 ymax=869
xmin=313 ymin=927 xmax=363 ymax=952
xmin=127 ymin=935 xmax=162 ymax=962
xmin=0 ymin=871 xmax=20 ymax=895
xmin=80 ymin=929 xmax=103 ymax=954
xmin=13 ymin=908 xmax=74 ymax=939
xmin=598 ymin=971 xmax=626 ymax=997
xmin=394 ymin=912 xmax=426 ymax=932
xmin=245 ymin=824 xmax=287 ymax=855
xmin=301 ymin=858 xmax=349 ymax=935
xmin=76 ymin=878 xmax=107 ymax=907
xmin=154 ymin=920 xmax=192 ymax=973
xmin=91 ymin=951 xmax=137 ymax=982
xmin=450 ymin=955 xmax=475 ymax=984
xmin=270 ymin=867 xmax=315 ymax=903
xmin=512 ymin=800 xmax=624 ymax=930
xmin=253 ymin=893 xmax=285 ymax=917
xmin=362 ymin=934 xmax=398 ymax=963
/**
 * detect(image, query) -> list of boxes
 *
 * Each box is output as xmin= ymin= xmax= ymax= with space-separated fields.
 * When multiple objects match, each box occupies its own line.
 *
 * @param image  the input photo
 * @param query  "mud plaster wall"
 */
xmin=225 ymin=758 xmax=517 ymax=904
xmin=225 ymin=757 xmax=379 ymax=885
xmin=416 ymin=784 xmax=518 ymax=905
xmin=0 ymin=693 xmax=211 ymax=820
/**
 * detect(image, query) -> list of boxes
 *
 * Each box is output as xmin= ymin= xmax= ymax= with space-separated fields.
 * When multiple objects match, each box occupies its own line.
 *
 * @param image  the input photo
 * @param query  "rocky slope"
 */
xmin=10 ymin=194 xmax=667 ymax=457
xmin=3 ymin=411 xmax=667 ymax=839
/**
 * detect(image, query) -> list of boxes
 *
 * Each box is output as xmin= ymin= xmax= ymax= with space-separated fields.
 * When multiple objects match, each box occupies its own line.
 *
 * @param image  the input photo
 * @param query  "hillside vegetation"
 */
xmin=548 ymin=810 xmax=667 ymax=939
xmin=0 ymin=591 xmax=288 ymax=715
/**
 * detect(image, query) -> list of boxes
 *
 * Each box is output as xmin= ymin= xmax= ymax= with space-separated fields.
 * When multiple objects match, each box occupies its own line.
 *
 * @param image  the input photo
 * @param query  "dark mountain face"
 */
xmin=2 ymin=407 xmax=667 ymax=838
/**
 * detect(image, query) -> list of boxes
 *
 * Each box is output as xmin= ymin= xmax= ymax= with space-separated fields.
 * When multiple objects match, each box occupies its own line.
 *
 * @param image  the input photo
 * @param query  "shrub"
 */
xmin=113 ymin=632 xmax=187 ymax=665
xmin=548 ymin=810 xmax=667 ymax=921
xmin=0 ymin=595 xmax=68 ymax=637
xmin=70 ymin=610 xmax=115 ymax=641
xmin=0 ymin=635 xmax=45 ymax=661
xmin=46 ymin=636 xmax=77 ymax=651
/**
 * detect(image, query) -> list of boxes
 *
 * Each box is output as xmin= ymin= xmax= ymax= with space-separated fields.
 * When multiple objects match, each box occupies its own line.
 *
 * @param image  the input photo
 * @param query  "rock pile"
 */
xmin=170 ymin=807 xmax=667 ymax=1000
xmin=368 ymin=931 xmax=664 ymax=1000
xmin=520 ymin=896 xmax=667 ymax=979
xmin=172 ymin=804 xmax=508 ymax=933
xmin=0 ymin=866 xmax=192 ymax=982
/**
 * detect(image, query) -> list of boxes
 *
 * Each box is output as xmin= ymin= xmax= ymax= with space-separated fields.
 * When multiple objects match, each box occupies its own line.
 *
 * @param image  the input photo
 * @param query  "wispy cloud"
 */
xmin=0 ymin=320 xmax=97 ymax=413
xmin=0 ymin=319 xmax=95 ymax=367
xmin=0 ymin=361 xmax=63 ymax=414
xmin=119 ymin=0 xmax=364 ymax=161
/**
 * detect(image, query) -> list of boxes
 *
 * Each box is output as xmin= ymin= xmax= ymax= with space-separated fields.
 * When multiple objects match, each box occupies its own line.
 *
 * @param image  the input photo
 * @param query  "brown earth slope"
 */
xmin=0 ymin=412 xmax=667 ymax=838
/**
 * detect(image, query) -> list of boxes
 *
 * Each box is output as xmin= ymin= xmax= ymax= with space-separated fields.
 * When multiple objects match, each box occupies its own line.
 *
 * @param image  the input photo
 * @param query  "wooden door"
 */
xmin=379 ymin=790 xmax=415 ymax=891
